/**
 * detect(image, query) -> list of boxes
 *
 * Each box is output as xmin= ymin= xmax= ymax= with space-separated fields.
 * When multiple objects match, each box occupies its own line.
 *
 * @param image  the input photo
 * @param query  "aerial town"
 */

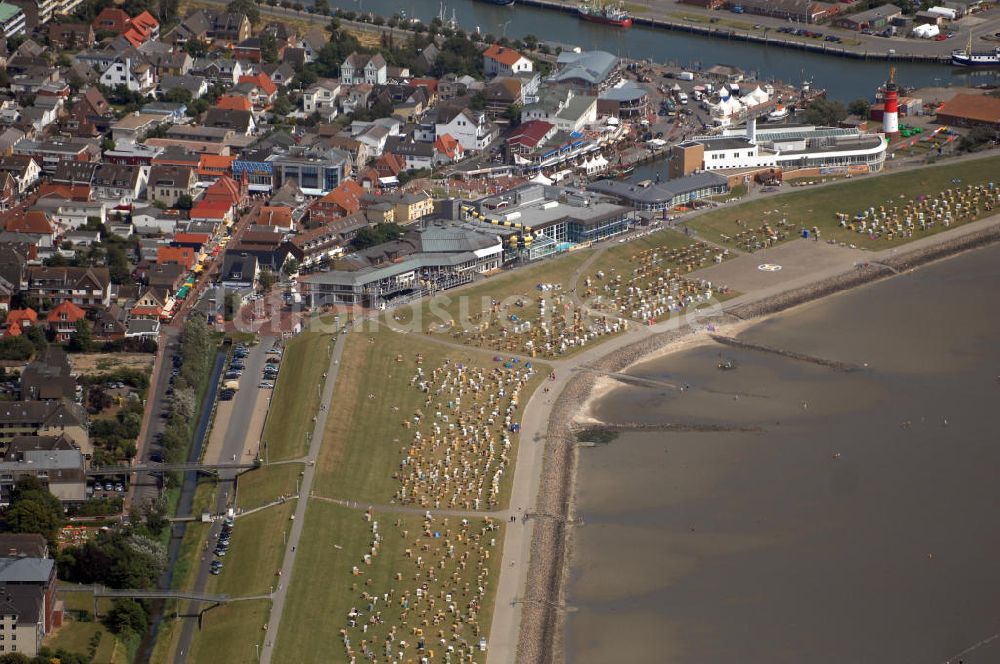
xmin=0 ymin=0 xmax=996 ymax=661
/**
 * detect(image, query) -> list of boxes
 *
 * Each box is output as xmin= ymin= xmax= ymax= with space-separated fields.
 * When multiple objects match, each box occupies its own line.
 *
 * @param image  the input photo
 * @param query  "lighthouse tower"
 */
xmin=883 ymin=66 xmax=899 ymax=137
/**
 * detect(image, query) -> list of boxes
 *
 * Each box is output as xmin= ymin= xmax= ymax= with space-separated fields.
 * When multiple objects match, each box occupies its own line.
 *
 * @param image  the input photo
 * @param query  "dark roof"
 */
xmin=0 ymin=535 xmax=47 ymax=559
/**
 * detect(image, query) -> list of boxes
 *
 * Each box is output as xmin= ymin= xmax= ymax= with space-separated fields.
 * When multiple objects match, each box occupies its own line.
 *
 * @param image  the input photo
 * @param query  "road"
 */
xmin=128 ymin=327 xmax=180 ymax=511
xmin=173 ymin=338 xmax=274 ymax=663
xmin=259 ymin=331 xmax=344 ymax=663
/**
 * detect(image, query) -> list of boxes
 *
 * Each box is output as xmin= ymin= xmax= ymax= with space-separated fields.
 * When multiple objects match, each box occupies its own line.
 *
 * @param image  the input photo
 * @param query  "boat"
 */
xmin=767 ymin=104 xmax=788 ymax=121
xmin=475 ymin=0 xmax=515 ymax=5
xmin=951 ymin=35 xmax=1000 ymax=66
xmin=578 ymin=1 xmax=632 ymax=28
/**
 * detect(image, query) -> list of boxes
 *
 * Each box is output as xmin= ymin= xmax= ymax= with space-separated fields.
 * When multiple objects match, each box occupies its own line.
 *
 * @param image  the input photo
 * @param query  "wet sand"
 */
xmin=564 ymin=243 xmax=1000 ymax=663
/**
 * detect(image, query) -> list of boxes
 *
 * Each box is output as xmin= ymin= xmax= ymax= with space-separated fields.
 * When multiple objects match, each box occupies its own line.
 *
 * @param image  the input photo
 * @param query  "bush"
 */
xmin=0 ymin=336 xmax=34 ymax=360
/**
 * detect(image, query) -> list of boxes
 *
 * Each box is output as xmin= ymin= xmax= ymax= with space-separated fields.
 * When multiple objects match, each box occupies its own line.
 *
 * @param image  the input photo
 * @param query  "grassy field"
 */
xmin=209 ymin=502 xmax=296 ymax=597
xmin=235 ymin=464 xmax=303 ymax=511
xmin=44 ymin=620 xmax=130 ymax=664
xmin=274 ymin=501 xmax=505 ymax=663
xmin=687 ymin=156 xmax=1000 ymax=251
xmin=261 ymin=332 xmax=334 ymax=461
xmin=186 ymin=600 xmax=271 ymax=664
xmin=313 ymin=327 xmax=543 ymax=509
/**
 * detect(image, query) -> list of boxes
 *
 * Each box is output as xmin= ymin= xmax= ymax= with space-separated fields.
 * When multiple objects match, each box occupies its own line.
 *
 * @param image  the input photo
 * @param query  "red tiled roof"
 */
xmin=508 ymin=120 xmax=554 ymax=147
xmin=47 ymin=301 xmax=86 ymax=323
xmin=157 ymin=246 xmax=195 ymax=268
xmin=38 ymin=183 xmax=91 ymax=202
xmin=483 ymin=44 xmax=527 ymax=67
xmin=434 ymin=134 xmax=464 ymax=159
xmin=215 ymin=95 xmax=253 ymax=112
xmin=317 ymin=180 xmax=364 ymax=215
xmin=6 ymin=308 xmax=38 ymax=328
xmin=5 ymin=211 xmax=52 ymax=235
xmin=238 ymin=73 xmax=277 ymax=96
xmin=937 ymin=93 xmax=1000 ymax=124
xmin=256 ymin=206 xmax=294 ymax=228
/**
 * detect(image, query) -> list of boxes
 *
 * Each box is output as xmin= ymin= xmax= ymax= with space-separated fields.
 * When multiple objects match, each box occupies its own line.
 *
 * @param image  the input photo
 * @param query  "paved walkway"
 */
xmin=311 ymin=495 xmax=508 ymax=520
xmin=259 ymin=327 xmax=345 ymax=663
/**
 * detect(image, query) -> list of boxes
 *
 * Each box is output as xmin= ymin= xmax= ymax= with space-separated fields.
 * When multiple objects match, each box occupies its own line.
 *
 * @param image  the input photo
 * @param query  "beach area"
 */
xmin=499 ymin=210 xmax=1000 ymax=664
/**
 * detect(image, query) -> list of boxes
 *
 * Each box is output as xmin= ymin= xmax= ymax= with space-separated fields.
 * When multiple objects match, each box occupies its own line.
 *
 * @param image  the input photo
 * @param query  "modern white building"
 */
xmin=678 ymin=118 xmax=888 ymax=175
xmin=302 ymin=80 xmax=341 ymax=115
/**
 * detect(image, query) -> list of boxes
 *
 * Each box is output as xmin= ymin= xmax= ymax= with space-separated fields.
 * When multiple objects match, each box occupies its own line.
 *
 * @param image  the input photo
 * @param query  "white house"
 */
xmin=434 ymin=108 xmax=498 ymax=153
xmin=482 ymin=44 xmax=533 ymax=78
xmin=303 ymin=80 xmax=341 ymax=115
xmin=100 ymin=57 xmax=155 ymax=93
xmin=340 ymin=52 xmax=387 ymax=86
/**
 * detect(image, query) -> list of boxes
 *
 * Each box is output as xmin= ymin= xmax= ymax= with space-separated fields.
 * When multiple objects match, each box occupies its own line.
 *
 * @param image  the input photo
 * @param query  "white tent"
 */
xmin=741 ymin=86 xmax=769 ymax=106
xmin=912 ymin=23 xmax=940 ymax=38
xmin=530 ymin=172 xmax=553 ymax=185
xmin=712 ymin=97 xmax=743 ymax=118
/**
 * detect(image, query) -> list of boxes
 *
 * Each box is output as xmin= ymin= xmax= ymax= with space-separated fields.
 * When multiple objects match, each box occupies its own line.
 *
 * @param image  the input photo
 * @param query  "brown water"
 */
xmin=565 ymin=244 xmax=1000 ymax=664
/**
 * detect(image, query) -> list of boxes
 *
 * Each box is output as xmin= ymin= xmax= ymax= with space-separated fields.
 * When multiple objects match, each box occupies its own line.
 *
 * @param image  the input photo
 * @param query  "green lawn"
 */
xmin=261 ymin=332 xmax=334 ymax=461
xmin=314 ymin=327 xmax=544 ymax=509
xmin=235 ymin=464 xmax=303 ymax=511
xmin=186 ymin=600 xmax=271 ymax=664
xmin=209 ymin=501 xmax=296 ymax=597
xmin=687 ymin=155 xmax=1000 ymax=251
xmin=44 ymin=620 xmax=129 ymax=664
xmin=274 ymin=501 xmax=504 ymax=664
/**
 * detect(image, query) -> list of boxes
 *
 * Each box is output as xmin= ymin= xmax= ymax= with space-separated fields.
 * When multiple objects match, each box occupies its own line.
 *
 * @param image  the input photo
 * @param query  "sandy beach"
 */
xmin=503 ymin=211 xmax=1000 ymax=664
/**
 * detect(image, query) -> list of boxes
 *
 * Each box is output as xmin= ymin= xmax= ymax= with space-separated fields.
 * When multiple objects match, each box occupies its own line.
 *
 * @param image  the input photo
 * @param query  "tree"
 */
xmin=6 ymin=477 xmax=63 ymax=545
xmin=0 ymin=337 xmax=34 ymax=361
xmin=175 ymin=194 xmax=194 ymax=210
xmin=351 ymin=223 xmax=404 ymax=250
xmin=185 ymin=39 xmax=209 ymax=57
xmin=103 ymin=599 xmax=147 ymax=636
xmin=469 ymin=91 xmax=486 ymax=111
xmin=802 ymin=97 xmax=847 ymax=126
xmin=504 ymin=103 xmax=522 ymax=127
xmin=101 ymin=137 xmax=116 ymax=153
xmin=848 ymin=97 xmax=871 ymax=118
xmin=314 ymin=0 xmax=329 ymax=14
xmin=67 ymin=319 xmax=94 ymax=352
xmin=87 ymin=386 xmax=113 ymax=414
xmin=282 ymin=257 xmax=300 ymax=276
xmin=163 ymin=87 xmax=193 ymax=104
xmin=106 ymin=243 xmax=131 ymax=284
xmin=23 ymin=325 xmax=47 ymax=352
xmin=959 ymin=125 xmax=997 ymax=152
xmin=259 ymin=268 xmax=277 ymax=292
xmin=226 ymin=0 xmax=260 ymax=25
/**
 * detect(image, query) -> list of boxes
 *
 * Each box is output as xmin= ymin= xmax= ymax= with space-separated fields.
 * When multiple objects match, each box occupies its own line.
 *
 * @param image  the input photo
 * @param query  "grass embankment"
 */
xmin=314 ymin=326 xmax=544 ymax=508
xmin=48 ymin=590 xmax=131 ymax=664
xmin=687 ymin=155 xmax=1000 ymax=251
xmin=260 ymin=332 xmax=334 ymax=461
xmin=234 ymin=464 xmax=302 ymax=511
xmin=208 ymin=501 xmax=296 ymax=598
xmin=185 ymin=600 xmax=271 ymax=664
xmin=274 ymin=501 xmax=505 ymax=663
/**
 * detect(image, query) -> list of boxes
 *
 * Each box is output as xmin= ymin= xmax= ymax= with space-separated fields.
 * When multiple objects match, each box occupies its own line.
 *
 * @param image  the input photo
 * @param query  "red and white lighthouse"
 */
xmin=883 ymin=66 xmax=899 ymax=136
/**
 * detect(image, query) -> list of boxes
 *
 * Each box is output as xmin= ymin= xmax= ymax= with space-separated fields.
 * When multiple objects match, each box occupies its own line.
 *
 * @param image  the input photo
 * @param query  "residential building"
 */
xmin=220 ymin=252 xmax=258 ymax=289
xmin=434 ymin=107 xmax=499 ymax=153
xmin=482 ymin=44 xmax=533 ymax=78
xmin=310 ymin=180 xmax=365 ymax=223
xmin=302 ymin=80 xmax=341 ymax=116
xmin=47 ymin=22 xmax=94 ymax=48
xmin=0 ymin=554 xmax=59 ymax=656
xmin=19 ymin=347 xmax=74 ymax=401
xmin=45 ymin=301 xmax=85 ymax=342
xmin=340 ymin=52 xmax=387 ymax=86
xmin=0 ymin=400 xmax=89 ymax=455
xmin=0 ymin=436 xmax=86 ymax=504
xmin=110 ymin=112 xmax=164 ymax=145
xmin=0 ymin=2 xmax=26 ymax=38
xmin=99 ymin=56 xmax=155 ymax=93
xmin=833 ymin=3 xmax=902 ymax=30
xmin=0 ymin=156 xmax=39 ymax=194
xmin=91 ymin=163 xmax=146 ymax=205
xmin=25 ymin=266 xmax=110 ymax=307
xmin=147 ymin=164 xmax=196 ymax=206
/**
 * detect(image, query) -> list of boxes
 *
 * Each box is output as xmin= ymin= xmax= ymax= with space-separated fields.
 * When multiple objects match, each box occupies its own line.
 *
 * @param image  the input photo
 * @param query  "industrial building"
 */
xmin=587 ymin=172 xmax=730 ymax=211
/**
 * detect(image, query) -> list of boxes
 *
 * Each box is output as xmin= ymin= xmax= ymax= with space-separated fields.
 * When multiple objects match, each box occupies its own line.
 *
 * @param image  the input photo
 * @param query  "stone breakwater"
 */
xmin=515 ymin=219 xmax=1000 ymax=664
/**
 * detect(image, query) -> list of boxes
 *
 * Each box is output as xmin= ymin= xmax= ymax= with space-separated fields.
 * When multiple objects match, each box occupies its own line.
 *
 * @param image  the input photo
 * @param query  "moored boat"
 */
xmin=475 ymin=0 xmax=515 ymax=6
xmin=578 ymin=1 xmax=632 ymax=28
xmin=951 ymin=35 xmax=1000 ymax=67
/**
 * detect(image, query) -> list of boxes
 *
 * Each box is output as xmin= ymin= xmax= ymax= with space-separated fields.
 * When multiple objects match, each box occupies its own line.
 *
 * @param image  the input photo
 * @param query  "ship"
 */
xmin=767 ymin=104 xmax=789 ymax=121
xmin=475 ymin=0 xmax=515 ymax=5
xmin=951 ymin=34 xmax=1000 ymax=67
xmin=578 ymin=1 xmax=632 ymax=27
